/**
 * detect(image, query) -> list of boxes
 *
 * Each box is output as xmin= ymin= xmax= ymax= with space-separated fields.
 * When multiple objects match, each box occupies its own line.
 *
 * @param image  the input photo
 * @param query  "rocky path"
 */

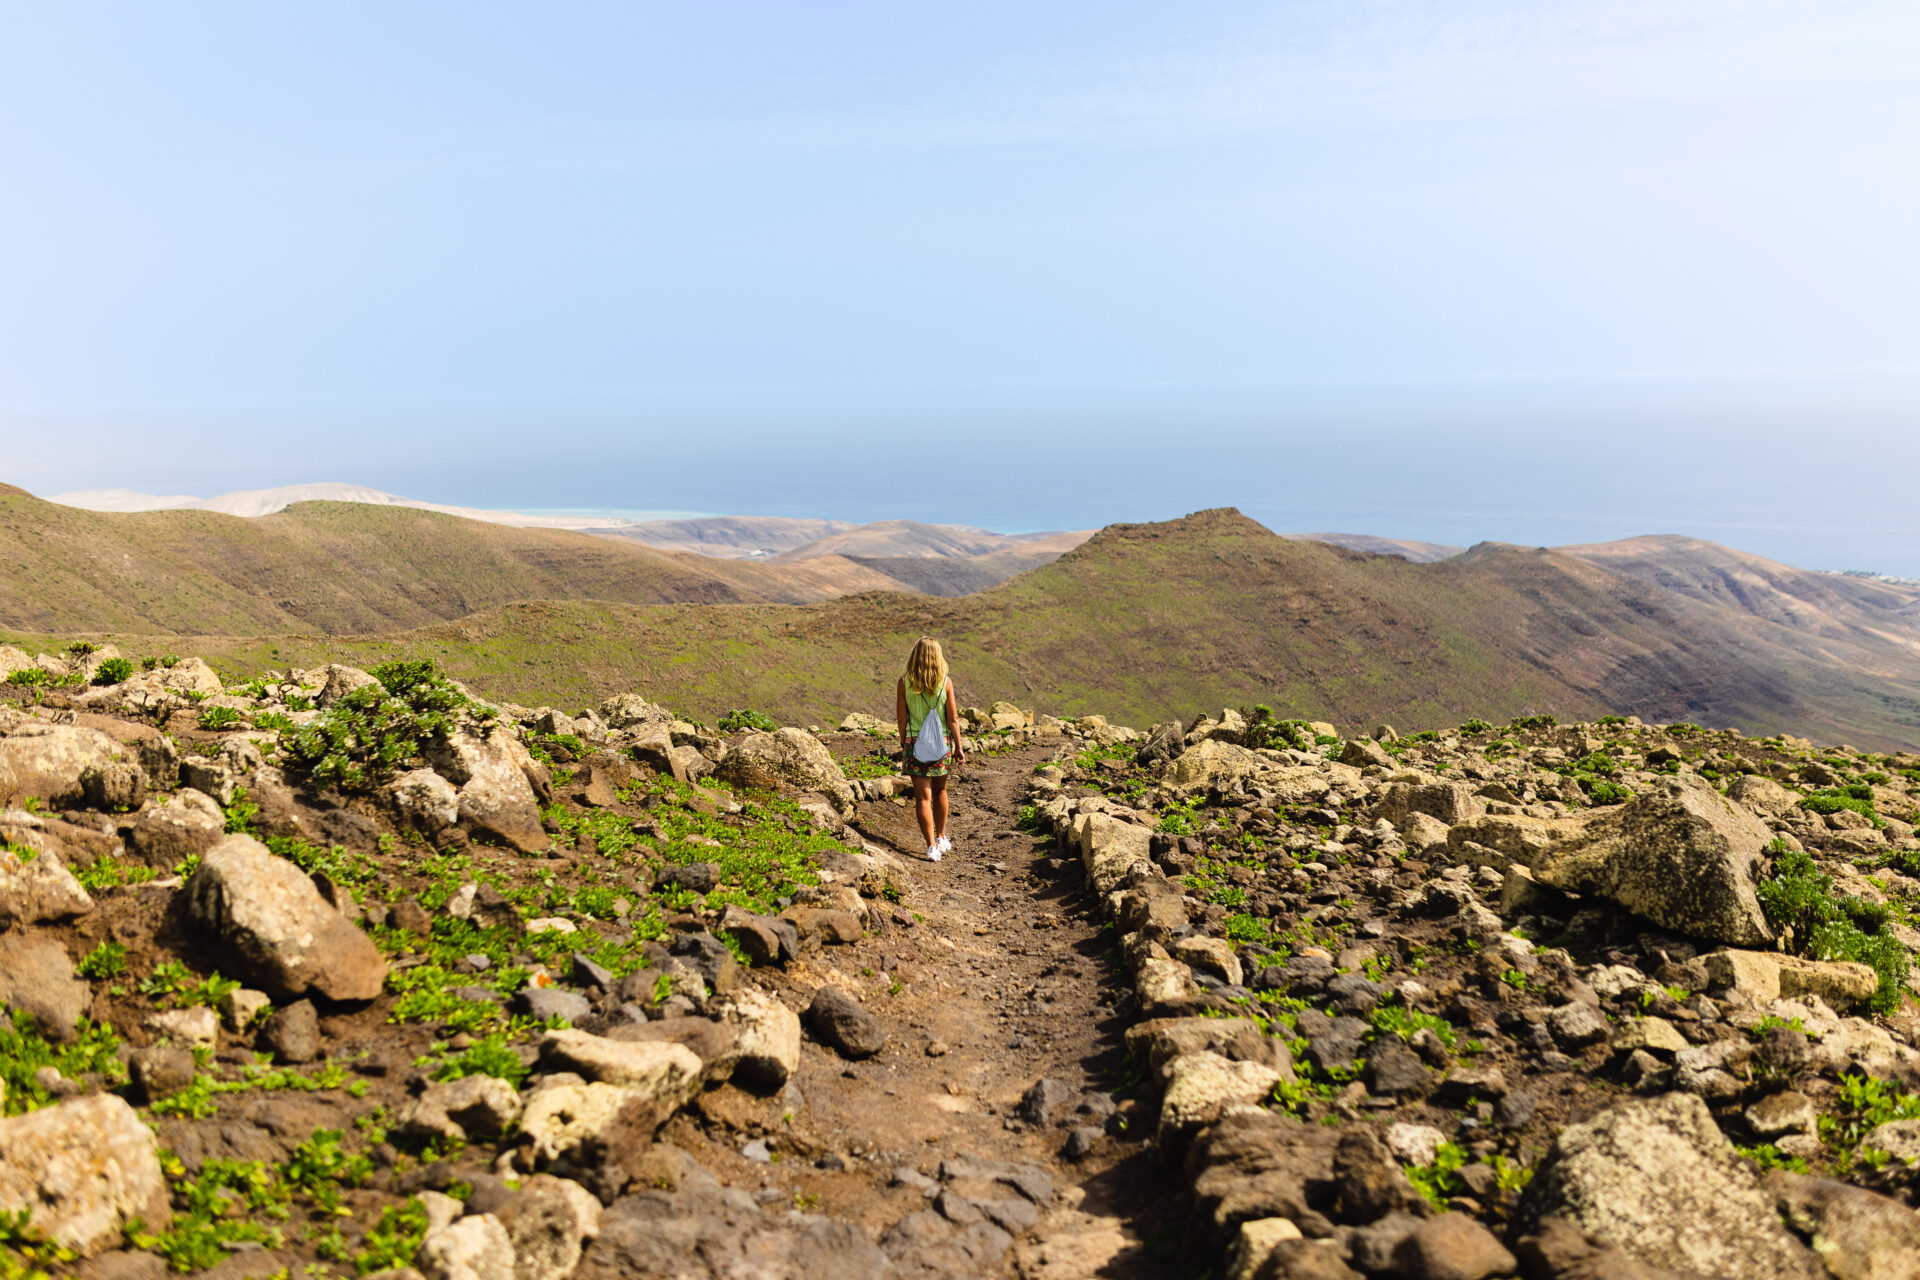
xmin=659 ymin=738 xmax=1187 ymax=1278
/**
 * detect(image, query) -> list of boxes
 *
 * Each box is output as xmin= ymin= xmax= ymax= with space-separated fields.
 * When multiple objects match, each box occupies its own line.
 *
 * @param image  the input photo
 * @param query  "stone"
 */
xmin=1335 ymin=1125 xmax=1425 ymax=1222
xmin=1392 ymin=1213 xmax=1518 ymax=1280
xmin=494 ymin=1174 xmax=601 ymax=1280
xmin=127 ymin=1046 xmax=197 ymax=1104
xmin=512 ymin=987 xmax=593 ymax=1025
xmin=517 ymin=1079 xmax=657 ymax=1166
xmin=598 ymin=692 xmax=671 ymax=731
xmin=718 ymin=905 xmax=795 ymax=966
xmin=1610 ymin=1017 xmax=1690 ymax=1055
xmin=1398 ymin=812 xmax=1454 ymax=851
xmin=715 ymin=729 xmax=853 ymax=811
xmin=1546 ymin=1001 xmax=1610 ymax=1048
xmin=1225 ymin=1216 xmax=1303 ymax=1280
xmin=218 ymin=987 xmax=271 ymax=1032
xmin=1172 ymin=935 xmax=1245 ymax=987
xmin=0 ymin=841 xmax=94 ymax=928
xmin=1379 ymin=780 xmax=1486 ymax=827
xmin=418 ymin=1212 xmax=515 ymax=1280
xmin=1254 ymin=1241 xmax=1364 ymax=1279
xmin=1766 ymin=1169 xmax=1920 ymax=1280
xmin=1861 ymin=1119 xmax=1920 ymax=1167
xmin=1385 ymin=1124 xmax=1449 ymax=1168
xmin=712 ymin=987 xmax=801 ymax=1088
xmin=1072 ymin=810 xmax=1154 ymax=896
xmin=0 ymin=1095 xmax=171 ymax=1256
xmin=185 ymin=835 xmax=388 ymax=1001
xmin=127 ymin=788 xmax=225 ymax=867
xmin=402 ymin=1075 xmax=526 ymax=1144
xmin=805 ymin=986 xmax=885 ymax=1059
xmin=1136 ymin=956 xmax=1209 ymax=1018
xmin=1305 ymin=1016 xmax=1371 ymax=1075
xmin=313 ymin=664 xmax=380 ymax=708
xmin=1494 ymin=1090 xmax=1538 ymax=1131
xmin=1518 ymin=1092 xmax=1823 ymax=1279
xmin=1725 ymin=774 xmax=1799 ymax=817
xmin=79 ymin=760 xmax=146 ymax=813
xmin=1126 ymin=1015 xmax=1295 ymax=1083
xmin=1185 ymin=1109 xmax=1340 ymax=1239
xmin=1745 ymin=1091 xmax=1817 ymax=1139
xmin=428 ymin=730 xmax=551 ymax=854
xmin=1703 ymin=949 xmax=1879 ymax=1011
xmin=1365 ymin=1043 xmax=1432 ymax=1097
xmin=261 ymin=998 xmax=320 ymax=1063
xmin=146 ymin=1005 xmax=217 ymax=1050
xmin=0 ymin=932 xmax=90 ymax=1041
xmin=1340 ymin=738 xmax=1395 ymax=770
xmin=1019 ymin=1077 xmax=1077 ymax=1127
xmin=387 ymin=768 xmax=460 ymax=834
xmin=1166 ymin=739 xmax=1269 ymax=794
xmin=537 ymin=1029 xmax=705 ymax=1104
xmin=0 ymin=715 xmax=122 ymax=808
xmin=1532 ymin=776 xmax=1777 ymax=945
xmin=179 ymin=759 xmax=236 ymax=806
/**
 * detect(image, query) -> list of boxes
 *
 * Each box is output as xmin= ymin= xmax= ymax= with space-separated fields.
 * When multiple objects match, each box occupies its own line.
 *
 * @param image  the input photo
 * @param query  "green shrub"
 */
xmin=430 ymin=1034 xmax=530 ymax=1089
xmin=280 ymin=659 xmax=484 ymax=792
xmin=1239 ymin=706 xmax=1313 ymax=751
xmin=90 ymin=657 xmax=134 ymax=686
xmin=0 ymin=1011 xmax=124 ymax=1115
xmin=1802 ymin=786 xmax=1880 ymax=826
xmin=1510 ymin=715 xmax=1557 ymax=731
xmin=75 ymin=941 xmax=128 ymax=979
xmin=717 ymin=709 xmax=780 ymax=733
xmin=1757 ymin=848 xmax=1910 ymax=1013
xmin=198 ymin=706 xmax=245 ymax=730
xmin=1583 ymin=779 xmax=1633 ymax=805
xmin=3 ymin=668 xmax=47 ymax=688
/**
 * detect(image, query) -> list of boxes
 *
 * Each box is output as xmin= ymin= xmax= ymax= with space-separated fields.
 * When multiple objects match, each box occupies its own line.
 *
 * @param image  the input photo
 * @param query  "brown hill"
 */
xmin=45 ymin=508 xmax=1917 ymax=749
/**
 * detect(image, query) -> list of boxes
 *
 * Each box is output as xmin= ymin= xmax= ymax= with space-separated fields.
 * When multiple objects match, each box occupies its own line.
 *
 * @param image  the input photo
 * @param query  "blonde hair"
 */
xmin=904 ymin=637 xmax=948 ymax=696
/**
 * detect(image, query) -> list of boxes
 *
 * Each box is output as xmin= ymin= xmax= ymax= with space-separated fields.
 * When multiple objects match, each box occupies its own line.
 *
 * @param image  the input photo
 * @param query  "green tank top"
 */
xmin=905 ymin=678 xmax=948 ymax=736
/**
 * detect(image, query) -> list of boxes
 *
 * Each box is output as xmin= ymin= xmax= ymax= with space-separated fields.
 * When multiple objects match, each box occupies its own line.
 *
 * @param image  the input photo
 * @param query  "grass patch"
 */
xmin=1757 ymin=848 xmax=1911 ymax=1013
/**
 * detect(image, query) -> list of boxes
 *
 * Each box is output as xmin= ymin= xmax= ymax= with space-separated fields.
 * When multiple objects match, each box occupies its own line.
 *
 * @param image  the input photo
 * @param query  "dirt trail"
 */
xmin=667 ymin=740 xmax=1186 ymax=1278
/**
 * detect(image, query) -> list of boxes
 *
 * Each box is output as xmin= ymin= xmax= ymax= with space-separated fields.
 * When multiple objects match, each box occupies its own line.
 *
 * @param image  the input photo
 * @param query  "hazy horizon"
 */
xmin=4 ymin=2 xmax=1916 ymax=572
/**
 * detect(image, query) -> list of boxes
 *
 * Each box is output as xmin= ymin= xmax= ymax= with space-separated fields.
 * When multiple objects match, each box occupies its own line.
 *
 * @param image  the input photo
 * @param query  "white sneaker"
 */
xmin=935 ymin=835 xmax=952 ymax=855
xmin=927 ymin=844 xmax=943 ymax=862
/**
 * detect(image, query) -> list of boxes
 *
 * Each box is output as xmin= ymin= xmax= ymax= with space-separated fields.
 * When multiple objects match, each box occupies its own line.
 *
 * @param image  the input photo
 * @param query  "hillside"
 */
xmin=27 ymin=508 xmax=1918 ymax=748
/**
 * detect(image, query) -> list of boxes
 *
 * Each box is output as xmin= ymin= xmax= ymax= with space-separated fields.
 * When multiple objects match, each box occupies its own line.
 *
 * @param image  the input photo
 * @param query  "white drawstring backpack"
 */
xmin=912 ymin=679 xmax=948 ymax=763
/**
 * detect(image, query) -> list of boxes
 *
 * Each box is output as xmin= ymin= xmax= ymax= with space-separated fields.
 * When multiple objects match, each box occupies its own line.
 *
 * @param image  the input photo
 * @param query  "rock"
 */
xmin=1136 ymin=957 xmax=1210 ymax=1018
xmin=1072 ymin=810 xmax=1155 ymax=896
xmin=1225 ymin=1216 xmax=1303 ymax=1280
xmin=712 ymin=987 xmax=801 ymax=1088
xmin=1018 ymin=1077 xmax=1076 ymax=1127
xmin=313 ymin=664 xmax=381 ymax=708
xmin=403 ymin=1075 xmax=525 ymax=1144
xmin=1365 ymin=1043 xmax=1433 ymax=1097
xmin=127 ymin=1046 xmax=196 ymax=1103
xmin=715 ymin=729 xmax=853 ymax=811
xmin=1861 ymin=1119 xmax=1920 ymax=1167
xmin=1172 ymin=935 xmax=1244 ymax=987
xmin=1385 ymin=1124 xmax=1449 ymax=1168
xmin=1125 ymin=1015 xmax=1295 ymax=1083
xmin=1335 ymin=1125 xmax=1426 ymax=1222
xmin=537 ymin=1030 xmax=705 ymax=1105
xmin=1165 ymin=739 xmax=1268 ymax=794
xmin=427 ymin=730 xmax=551 ymax=854
xmin=1253 ymin=1241 xmax=1364 ymax=1279
xmin=0 ymin=714 xmax=122 ymax=808
xmin=512 ymin=987 xmax=592 ymax=1025
xmin=1398 ymin=812 xmax=1454 ymax=851
xmin=1379 ymin=780 xmax=1486 ymax=827
xmin=261 ymin=999 xmax=320 ymax=1063
xmin=1703 ymin=949 xmax=1879 ymax=1011
xmin=658 ymin=862 xmax=718 ymax=894
xmin=1611 ymin=1018 xmax=1690 ymax=1056
xmin=1494 ymin=1090 xmax=1538 ymax=1131
xmin=1304 ymin=1016 xmax=1371 ymax=1075
xmin=1392 ymin=1214 xmax=1518 ymax=1280
xmin=79 ymin=760 xmax=146 ymax=813
xmin=1547 ymin=1001 xmax=1610 ymax=1048
xmin=0 ymin=1095 xmax=171 ymax=1256
xmin=804 ymin=986 xmax=885 ymax=1059
xmin=666 ymin=932 xmax=741 ymax=995
xmin=418 ymin=1212 xmax=515 ymax=1280
xmin=179 ymin=759 xmax=236 ymax=806
xmin=1745 ymin=1091 xmax=1817 ymax=1139
xmin=719 ymin=905 xmax=794 ymax=966
xmin=386 ymin=768 xmax=460 ymax=834
xmin=1766 ymin=1170 xmax=1920 ymax=1280
xmin=184 ymin=834 xmax=390 ymax=1001
xmin=1340 ymin=738 xmax=1396 ymax=769
xmin=495 ymin=1174 xmax=601 ymax=1280
xmin=598 ymin=692 xmax=671 ymax=731
xmin=0 ymin=933 xmax=90 ymax=1041
xmin=146 ymin=1006 xmax=217 ymax=1050
xmin=1185 ymin=1109 xmax=1340 ymax=1240
xmin=1532 ymin=776 xmax=1777 ymax=945
xmin=1725 ymin=774 xmax=1799 ymax=817
xmin=0 ymin=842 xmax=93 ymax=928
xmin=127 ymin=788 xmax=226 ymax=867
xmin=1518 ymin=1092 xmax=1824 ymax=1279
xmin=517 ymin=1078 xmax=660 ymax=1166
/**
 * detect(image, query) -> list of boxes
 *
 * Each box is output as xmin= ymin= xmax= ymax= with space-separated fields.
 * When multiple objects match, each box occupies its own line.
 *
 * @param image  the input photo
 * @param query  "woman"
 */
xmin=896 ymin=636 xmax=967 ymax=861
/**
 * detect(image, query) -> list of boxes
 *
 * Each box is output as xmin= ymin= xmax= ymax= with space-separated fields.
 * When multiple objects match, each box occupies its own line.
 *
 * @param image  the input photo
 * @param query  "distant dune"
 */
xmin=1282 ymin=532 xmax=1464 ymax=562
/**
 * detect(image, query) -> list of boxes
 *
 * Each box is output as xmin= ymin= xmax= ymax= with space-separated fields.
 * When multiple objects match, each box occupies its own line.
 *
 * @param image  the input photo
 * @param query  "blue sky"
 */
xmin=2 ymin=2 xmax=1916 ymax=570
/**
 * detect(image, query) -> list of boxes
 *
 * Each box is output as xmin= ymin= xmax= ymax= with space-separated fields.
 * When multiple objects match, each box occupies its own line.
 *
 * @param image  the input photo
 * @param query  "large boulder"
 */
xmin=1165 ymin=739 xmax=1267 ymax=794
xmin=0 ymin=933 xmax=90 ymax=1041
xmin=1519 ymin=1092 xmax=1824 ymax=1280
xmin=313 ymin=663 xmax=380 ymax=708
xmin=716 ymin=729 xmax=852 ymax=811
xmin=600 ymin=692 xmax=672 ymax=732
xmin=1071 ymin=811 xmax=1153 ymax=896
xmin=1725 ymin=774 xmax=1800 ymax=818
xmin=0 ymin=713 xmax=122 ymax=808
xmin=385 ymin=767 xmax=460 ymax=835
xmin=1766 ymin=1170 xmax=1920 ymax=1280
xmin=184 ymin=834 xmax=389 ymax=1001
xmin=427 ymin=730 xmax=551 ymax=853
xmin=0 ymin=841 xmax=93 ymax=928
xmin=713 ymin=987 xmax=802 ymax=1088
xmin=1380 ymin=780 xmax=1487 ymax=827
xmin=0 ymin=1095 xmax=171 ymax=1256
xmin=86 ymin=657 xmax=224 ymax=715
xmin=126 ymin=788 xmax=225 ymax=867
xmin=537 ymin=1030 xmax=706 ymax=1107
xmin=1532 ymin=777 xmax=1777 ymax=945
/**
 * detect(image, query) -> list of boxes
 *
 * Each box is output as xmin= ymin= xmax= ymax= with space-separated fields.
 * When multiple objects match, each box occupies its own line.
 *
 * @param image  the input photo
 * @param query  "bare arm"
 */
xmin=946 ymin=680 xmax=966 ymax=764
xmin=896 ymin=678 xmax=909 ymax=754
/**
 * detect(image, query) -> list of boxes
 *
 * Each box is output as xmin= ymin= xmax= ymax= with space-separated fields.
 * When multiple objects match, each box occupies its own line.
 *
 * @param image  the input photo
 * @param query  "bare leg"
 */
xmin=913 ymin=776 xmax=936 ymax=848
xmin=932 ymin=776 xmax=950 ymax=840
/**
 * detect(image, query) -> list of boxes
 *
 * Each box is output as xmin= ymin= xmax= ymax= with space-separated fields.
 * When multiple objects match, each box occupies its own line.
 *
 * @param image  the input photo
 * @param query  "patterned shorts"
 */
xmin=905 ymin=753 xmax=951 ymax=779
